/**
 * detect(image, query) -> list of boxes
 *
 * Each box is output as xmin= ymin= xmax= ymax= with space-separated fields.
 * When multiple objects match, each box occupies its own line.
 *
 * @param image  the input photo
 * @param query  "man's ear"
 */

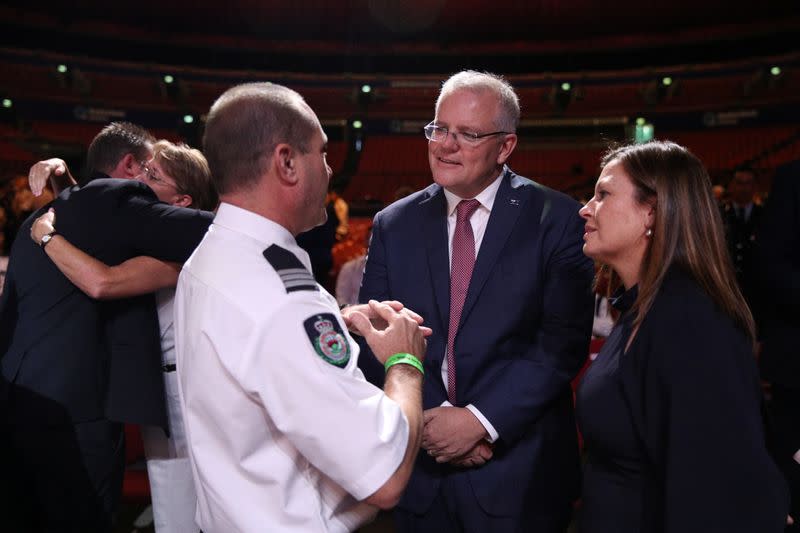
xmin=119 ymin=153 xmax=141 ymax=179
xmin=274 ymin=143 xmax=298 ymax=185
xmin=496 ymin=133 xmax=518 ymax=165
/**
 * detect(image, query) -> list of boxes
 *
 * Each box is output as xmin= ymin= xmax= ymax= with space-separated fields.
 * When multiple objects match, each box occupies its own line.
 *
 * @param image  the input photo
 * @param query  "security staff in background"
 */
xmin=721 ymin=165 xmax=763 ymax=317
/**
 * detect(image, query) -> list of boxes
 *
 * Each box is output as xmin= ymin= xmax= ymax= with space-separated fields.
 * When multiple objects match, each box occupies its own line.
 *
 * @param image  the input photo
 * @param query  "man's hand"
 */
xmin=422 ymin=406 xmax=488 ymax=463
xmin=29 ymin=158 xmax=74 ymax=197
xmin=30 ymin=208 xmax=56 ymax=245
xmin=342 ymin=300 xmax=429 ymax=337
xmin=347 ymin=300 xmax=428 ymax=364
xmin=450 ymin=441 xmax=494 ymax=468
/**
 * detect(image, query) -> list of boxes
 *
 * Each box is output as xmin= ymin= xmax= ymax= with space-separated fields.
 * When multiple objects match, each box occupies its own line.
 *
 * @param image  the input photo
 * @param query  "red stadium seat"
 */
xmin=121 ymin=424 xmax=150 ymax=503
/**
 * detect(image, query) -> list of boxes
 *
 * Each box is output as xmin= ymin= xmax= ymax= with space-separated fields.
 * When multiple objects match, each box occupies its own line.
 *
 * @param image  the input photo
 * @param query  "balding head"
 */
xmin=203 ymin=82 xmax=319 ymax=195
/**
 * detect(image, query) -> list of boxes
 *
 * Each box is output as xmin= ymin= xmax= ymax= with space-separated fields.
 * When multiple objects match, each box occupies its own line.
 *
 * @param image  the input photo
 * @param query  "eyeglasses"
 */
xmin=139 ymin=160 xmax=179 ymax=190
xmin=424 ymin=121 xmax=512 ymax=146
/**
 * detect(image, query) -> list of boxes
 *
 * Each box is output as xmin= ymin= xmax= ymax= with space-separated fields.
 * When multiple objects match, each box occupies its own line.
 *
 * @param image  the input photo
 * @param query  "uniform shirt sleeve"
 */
xmin=236 ymin=291 xmax=409 ymax=501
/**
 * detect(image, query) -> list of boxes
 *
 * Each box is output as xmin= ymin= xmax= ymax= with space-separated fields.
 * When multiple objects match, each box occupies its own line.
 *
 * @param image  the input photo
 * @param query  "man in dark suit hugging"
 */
xmin=0 ymin=122 xmax=212 ymax=532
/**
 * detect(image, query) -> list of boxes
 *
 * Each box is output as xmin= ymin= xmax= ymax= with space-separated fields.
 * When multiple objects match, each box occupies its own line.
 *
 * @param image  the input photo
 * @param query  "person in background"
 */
xmin=720 ymin=166 xmax=763 ymax=316
xmin=584 ymin=266 xmax=617 ymax=337
xmin=336 ymin=228 xmax=371 ymax=307
xmin=576 ymin=140 xmax=788 ymax=532
xmin=296 ymin=186 xmax=349 ymax=290
xmin=756 ymin=159 xmax=800 ymax=531
xmin=29 ymin=139 xmax=217 ymax=533
xmin=3 ymin=175 xmax=54 ymax=250
xmin=711 ymin=183 xmax=726 ymax=205
xmin=0 ymin=205 xmax=8 ymax=254
xmin=336 ymin=251 xmax=367 ymax=307
xmin=329 ymin=188 xmax=349 ymax=240
xmin=0 ymin=255 xmax=7 ymax=297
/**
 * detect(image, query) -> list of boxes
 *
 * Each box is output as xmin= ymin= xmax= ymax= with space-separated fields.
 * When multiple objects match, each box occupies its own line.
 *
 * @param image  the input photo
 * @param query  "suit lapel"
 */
xmin=460 ymin=170 xmax=526 ymax=327
xmin=421 ymin=186 xmax=450 ymax=335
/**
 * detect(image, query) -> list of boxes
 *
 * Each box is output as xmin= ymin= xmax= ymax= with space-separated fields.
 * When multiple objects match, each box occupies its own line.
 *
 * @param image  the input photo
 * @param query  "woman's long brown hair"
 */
xmin=601 ymin=141 xmax=756 ymax=346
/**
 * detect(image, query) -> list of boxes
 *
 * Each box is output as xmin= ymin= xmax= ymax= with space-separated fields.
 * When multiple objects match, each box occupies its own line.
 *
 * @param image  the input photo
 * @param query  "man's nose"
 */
xmin=439 ymin=130 xmax=459 ymax=150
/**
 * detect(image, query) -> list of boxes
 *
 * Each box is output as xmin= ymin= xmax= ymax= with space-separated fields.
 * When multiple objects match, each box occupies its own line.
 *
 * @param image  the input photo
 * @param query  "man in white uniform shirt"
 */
xmin=174 ymin=82 xmax=428 ymax=533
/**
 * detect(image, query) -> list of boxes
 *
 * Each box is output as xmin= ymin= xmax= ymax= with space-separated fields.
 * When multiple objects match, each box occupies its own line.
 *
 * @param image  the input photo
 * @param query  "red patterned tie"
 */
xmin=446 ymin=199 xmax=481 ymax=404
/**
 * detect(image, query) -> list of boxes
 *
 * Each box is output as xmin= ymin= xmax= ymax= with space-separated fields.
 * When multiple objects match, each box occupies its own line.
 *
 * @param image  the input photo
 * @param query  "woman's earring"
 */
xmin=646 ymin=228 xmax=653 ymax=237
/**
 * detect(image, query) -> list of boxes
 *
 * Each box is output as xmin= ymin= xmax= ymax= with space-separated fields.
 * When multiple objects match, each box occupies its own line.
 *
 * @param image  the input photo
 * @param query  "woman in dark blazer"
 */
xmin=575 ymin=140 xmax=788 ymax=532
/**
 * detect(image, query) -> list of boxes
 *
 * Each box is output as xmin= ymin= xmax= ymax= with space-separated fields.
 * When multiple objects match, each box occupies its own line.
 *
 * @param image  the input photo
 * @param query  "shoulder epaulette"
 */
xmin=262 ymin=244 xmax=318 ymax=293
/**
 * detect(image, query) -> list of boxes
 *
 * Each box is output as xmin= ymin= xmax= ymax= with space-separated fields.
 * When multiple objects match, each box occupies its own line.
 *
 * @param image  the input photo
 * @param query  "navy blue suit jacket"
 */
xmin=0 ymin=178 xmax=213 ymax=427
xmin=359 ymin=168 xmax=594 ymax=517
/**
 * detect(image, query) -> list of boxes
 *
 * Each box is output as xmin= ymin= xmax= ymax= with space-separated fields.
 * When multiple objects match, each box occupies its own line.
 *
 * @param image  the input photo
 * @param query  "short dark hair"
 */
xmin=203 ymin=82 xmax=318 ymax=195
xmin=86 ymin=122 xmax=155 ymax=176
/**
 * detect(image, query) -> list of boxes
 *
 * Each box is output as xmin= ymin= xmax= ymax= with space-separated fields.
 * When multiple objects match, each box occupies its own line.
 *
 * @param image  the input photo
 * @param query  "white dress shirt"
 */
xmin=440 ymin=175 xmax=503 ymax=442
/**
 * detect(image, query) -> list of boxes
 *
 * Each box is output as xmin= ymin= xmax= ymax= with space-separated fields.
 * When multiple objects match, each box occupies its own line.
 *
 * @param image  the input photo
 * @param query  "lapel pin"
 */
xmin=510 ymin=198 xmax=520 ymax=206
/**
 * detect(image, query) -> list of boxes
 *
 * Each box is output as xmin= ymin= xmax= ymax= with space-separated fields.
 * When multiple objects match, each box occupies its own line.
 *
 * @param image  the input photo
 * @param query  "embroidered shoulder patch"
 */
xmin=263 ymin=244 xmax=318 ymax=293
xmin=303 ymin=313 xmax=351 ymax=367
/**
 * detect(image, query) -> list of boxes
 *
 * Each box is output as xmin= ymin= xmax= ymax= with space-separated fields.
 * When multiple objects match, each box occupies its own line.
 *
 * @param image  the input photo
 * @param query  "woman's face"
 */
xmin=579 ymin=160 xmax=653 ymax=269
xmin=136 ymin=156 xmax=190 ymax=207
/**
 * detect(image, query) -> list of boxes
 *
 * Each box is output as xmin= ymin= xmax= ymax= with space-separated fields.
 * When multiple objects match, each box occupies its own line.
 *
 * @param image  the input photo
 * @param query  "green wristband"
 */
xmin=384 ymin=353 xmax=424 ymax=376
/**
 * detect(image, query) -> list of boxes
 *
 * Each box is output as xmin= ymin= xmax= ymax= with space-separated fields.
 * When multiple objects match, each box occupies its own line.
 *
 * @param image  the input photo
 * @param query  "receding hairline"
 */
xmin=435 ymin=70 xmax=520 ymax=130
xmin=206 ymin=82 xmax=322 ymax=154
xmin=203 ymin=82 xmax=324 ymax=195
xmin=210 ymin=82 xmax=313 ymax=124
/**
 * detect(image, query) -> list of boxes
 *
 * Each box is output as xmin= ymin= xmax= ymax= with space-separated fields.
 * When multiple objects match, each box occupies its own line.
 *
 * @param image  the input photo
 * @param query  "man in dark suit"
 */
xmin=756 ymin=159 xmax=800 ymax=530
xmin=359 ymin=71 xmax=594 ymax=532
xmin=0 ymin=122 xmax=213 ymax=532
xmin=721 ymin=166 xmax=764 ymax=316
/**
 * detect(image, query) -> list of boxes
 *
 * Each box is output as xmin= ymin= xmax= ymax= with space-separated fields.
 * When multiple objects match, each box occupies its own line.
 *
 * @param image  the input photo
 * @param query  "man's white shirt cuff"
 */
xmin=439 ymin=400 xmax=499 ymax=443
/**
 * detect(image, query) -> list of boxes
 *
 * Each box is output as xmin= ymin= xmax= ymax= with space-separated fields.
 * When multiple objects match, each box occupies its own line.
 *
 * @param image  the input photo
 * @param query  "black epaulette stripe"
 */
xmin=263 ymin=244 xmax=319 ymax=293
xmin=286 ymin=283 xmax=318 ymax=293
xmin=263 ymin=244 xmax=305 ymax=270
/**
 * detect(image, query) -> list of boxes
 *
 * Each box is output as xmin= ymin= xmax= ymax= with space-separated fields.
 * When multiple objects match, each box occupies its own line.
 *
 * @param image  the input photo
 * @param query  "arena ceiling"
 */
xmin=1 ymin=0 xmax=798 ymax=73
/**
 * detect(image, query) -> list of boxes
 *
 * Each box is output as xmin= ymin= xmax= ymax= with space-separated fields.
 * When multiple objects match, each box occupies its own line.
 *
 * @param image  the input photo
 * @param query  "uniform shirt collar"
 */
xmin=213 ymin=202 xmax=296 ymax=250
xmin=443 ymin=169 xmax=505 ymax=217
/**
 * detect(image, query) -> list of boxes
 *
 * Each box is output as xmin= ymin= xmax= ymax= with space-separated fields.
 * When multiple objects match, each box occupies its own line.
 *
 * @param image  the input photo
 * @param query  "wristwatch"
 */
xmin=40 ymin=231 xmax=57 ymax=248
